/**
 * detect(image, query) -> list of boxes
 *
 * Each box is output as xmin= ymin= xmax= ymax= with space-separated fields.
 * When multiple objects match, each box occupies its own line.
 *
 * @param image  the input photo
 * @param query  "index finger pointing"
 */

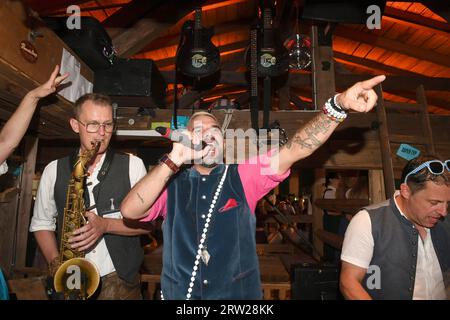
xmin=360 ymin=75 xmax=386 ymax=90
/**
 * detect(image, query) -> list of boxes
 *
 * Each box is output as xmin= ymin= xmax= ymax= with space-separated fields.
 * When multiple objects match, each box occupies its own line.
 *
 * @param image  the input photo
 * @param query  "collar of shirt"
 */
xmin=188 ymin=163 xmax=226 ymax=178
xmin=86 ymin=152 xmax=106 ymax=185
xmin=393 ymin=190 xmax=430 ymax=234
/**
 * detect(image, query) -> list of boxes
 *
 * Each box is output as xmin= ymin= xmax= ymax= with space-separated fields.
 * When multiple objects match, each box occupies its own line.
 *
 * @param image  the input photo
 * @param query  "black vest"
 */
xmin=54 ymin=149 xmax=143 ymax=284
xmin=363 ymin=197 xmax=450 ymax=299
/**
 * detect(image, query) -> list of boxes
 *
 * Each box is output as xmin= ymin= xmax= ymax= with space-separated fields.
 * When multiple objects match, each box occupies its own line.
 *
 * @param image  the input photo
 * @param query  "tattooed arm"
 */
xmin=275 ymin=113 xmax=338 ymax=174
xmin=273 ymin=75 xmax=386 ymax=174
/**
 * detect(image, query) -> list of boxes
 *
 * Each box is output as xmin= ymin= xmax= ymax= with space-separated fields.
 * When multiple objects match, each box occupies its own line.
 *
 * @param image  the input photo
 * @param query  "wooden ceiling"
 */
xmin=23 ymin=0 xmax=450 ymax=115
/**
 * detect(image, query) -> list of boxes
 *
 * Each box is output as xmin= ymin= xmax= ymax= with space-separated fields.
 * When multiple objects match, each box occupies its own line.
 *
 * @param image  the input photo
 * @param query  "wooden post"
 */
xmin=312 ymin=169 xmax=325 ymax=260
xmin=369 ymin=170 xmax=386 ymax=204
xmin=0 ymin=187 xmax=20 ymax=273
xmin=310 ymin=24 xmax=336 ymax=109
xmin=374 ymin=84 xmax=396 ymax=198
xmin=416 ymin=85 xmax=436 ymax=155
xmin=15 ymin=136 xmax=38 ymax=268
xmin=289 ymin=168 xmax=300 ymax=197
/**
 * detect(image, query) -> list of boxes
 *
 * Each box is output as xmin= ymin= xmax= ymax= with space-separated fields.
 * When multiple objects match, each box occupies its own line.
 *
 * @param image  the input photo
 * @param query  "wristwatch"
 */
xmin=159 ymin=154 xmax=180 ymax=173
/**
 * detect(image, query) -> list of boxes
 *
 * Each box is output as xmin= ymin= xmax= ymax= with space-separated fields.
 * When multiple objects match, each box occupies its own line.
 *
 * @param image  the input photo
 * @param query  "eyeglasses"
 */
xmin=77 ymin=120 xmax=115 ymax=133
xmin=404 ymin=160 xmax=450 ymax=184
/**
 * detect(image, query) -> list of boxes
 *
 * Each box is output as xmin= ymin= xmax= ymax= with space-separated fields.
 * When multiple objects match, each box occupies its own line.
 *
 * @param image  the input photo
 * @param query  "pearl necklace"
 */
xmin=161 ymin=165 xmax=229 ymax=301
xmin=186 ymin=164 xmax=229 ymax=300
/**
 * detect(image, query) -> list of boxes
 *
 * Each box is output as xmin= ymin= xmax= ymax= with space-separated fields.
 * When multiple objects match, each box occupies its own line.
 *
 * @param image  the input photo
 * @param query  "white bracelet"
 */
xmin=333 ymin=94 xmax=345 ymax=112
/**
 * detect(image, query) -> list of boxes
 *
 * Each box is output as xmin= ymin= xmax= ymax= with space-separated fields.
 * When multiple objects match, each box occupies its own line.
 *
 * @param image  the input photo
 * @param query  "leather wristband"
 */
xmin=159 ymin=154 xmax=180 ymax=173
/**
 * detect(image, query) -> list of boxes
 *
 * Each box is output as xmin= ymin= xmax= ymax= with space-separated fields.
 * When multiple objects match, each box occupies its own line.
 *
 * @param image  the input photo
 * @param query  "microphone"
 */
xmin=155 ymin=127 xmax=206 ymax=151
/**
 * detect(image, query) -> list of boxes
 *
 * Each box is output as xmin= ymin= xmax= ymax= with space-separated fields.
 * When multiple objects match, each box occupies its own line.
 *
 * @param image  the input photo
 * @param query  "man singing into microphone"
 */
xmin=121 ymin=75 xmax=386 ymax=300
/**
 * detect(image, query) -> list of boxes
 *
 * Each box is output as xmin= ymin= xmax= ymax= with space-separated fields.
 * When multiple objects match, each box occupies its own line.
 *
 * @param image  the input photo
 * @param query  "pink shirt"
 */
xmin=141 ymin=152 xmax=290 ymax=222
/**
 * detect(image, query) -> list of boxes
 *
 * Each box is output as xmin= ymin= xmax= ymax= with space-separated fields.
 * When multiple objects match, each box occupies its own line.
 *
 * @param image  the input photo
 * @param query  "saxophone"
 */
xmin=53 ymin=141 xmax=101 ymax=299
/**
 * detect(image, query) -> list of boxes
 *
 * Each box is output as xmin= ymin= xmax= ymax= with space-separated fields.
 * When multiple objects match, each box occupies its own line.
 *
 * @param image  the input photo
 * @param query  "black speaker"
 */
xmin=302 ymin=0 xmax=386 ymax=24
xmin=94 ymin=58 xmax=166 ymax=108
xmin=44 ymin=16 xmax=116 ymax=70
xmin=291 ymin=263 xmax=342 ymax=300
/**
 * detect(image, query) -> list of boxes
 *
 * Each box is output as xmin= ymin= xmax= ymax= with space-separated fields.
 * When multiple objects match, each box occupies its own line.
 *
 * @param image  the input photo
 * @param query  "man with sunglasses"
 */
xmin=340 ymin=156 xmax=450 ymax=300
xmin=30 ymin=93 xmax=151 ymax=299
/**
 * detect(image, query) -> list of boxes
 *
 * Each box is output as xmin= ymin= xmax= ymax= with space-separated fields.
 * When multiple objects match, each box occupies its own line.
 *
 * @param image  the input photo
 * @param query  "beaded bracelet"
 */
xmin=322 ymin=94 xmax=347 ymax=122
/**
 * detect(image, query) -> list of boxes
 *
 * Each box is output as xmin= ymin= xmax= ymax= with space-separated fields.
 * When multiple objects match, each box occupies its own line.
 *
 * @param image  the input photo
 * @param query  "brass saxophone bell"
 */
xmin=55 ymin=140 xmax=101 ymax=300
xmin=54 ymin=258 xmax=100 ymax=299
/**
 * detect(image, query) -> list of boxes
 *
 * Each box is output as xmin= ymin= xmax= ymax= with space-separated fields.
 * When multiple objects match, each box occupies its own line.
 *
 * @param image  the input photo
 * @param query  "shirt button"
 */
xmin=201 ymin=195 xmax=206 ymax=200
xmin=203 ymin=279 xmax=208 ymax=285
xmin=412 ymin=253 xmax=416 ymax=257
xmin=201 ymin=214 xmax=206 ymax=219
xmin=202 ymin=177 xmax=206 ymax=182
xmin=92 ymin=250 xmax=96 ymax=254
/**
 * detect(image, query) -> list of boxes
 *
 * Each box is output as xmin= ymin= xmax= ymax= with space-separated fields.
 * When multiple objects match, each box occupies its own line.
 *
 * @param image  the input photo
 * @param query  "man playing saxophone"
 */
xmin=30 ymin=92 xmax=150 ymax=299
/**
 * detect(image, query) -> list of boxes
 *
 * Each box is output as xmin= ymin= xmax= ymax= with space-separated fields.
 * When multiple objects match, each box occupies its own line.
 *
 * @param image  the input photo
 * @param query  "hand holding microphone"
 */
xmin=156 ymin=127 xmax=212 ymax=166
xmin=155 ymin=127 xmax=206 ymax=151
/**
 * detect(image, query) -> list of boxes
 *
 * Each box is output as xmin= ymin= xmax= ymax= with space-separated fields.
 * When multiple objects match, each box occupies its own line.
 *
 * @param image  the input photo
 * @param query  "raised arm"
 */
xmin=274 ymin=75 xmax=385 ymax=174
xmin=0 ymin=65 xmax=68 ymax=164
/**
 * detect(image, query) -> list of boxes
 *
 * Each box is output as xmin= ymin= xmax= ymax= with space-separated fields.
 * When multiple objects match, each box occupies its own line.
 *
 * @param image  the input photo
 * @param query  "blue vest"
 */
xmin=363 ymin=197 xmax=450 ymax=299
xmin=161 ymin=164 xmax=261 ymax=300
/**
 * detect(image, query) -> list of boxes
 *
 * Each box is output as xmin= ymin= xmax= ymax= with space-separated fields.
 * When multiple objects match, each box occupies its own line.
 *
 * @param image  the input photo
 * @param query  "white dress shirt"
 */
xmin=30 ymin=153 xmax=147 ymax=277
xmin=341 ymin=191 xmax=447 ymax=300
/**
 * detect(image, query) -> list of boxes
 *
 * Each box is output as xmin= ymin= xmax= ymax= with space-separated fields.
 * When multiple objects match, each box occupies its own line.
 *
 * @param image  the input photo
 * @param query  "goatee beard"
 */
xmin=201 ymin=162 xmax=218 ymax=169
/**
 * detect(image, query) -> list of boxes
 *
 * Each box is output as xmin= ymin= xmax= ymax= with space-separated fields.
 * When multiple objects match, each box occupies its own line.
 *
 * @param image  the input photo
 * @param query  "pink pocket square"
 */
xmin=219 ymin=198 xmax=238 ymax=213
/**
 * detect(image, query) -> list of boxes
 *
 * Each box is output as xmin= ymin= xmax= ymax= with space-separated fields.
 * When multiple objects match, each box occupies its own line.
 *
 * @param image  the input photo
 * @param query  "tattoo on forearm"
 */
xmin=286 ymin=113 xmax=333 ymax=150
xmin=136 ymin=192 xmax=145 ymax=204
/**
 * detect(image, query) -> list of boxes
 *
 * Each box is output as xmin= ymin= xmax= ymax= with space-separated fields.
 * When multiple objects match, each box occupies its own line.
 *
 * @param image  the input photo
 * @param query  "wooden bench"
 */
xmin=140 ymin=274 xmax=161 ymax=300
xmin=8 ymin=276 xmax=48 ymax=300
xmin=259 ymin=255 xmax=291 ymax=300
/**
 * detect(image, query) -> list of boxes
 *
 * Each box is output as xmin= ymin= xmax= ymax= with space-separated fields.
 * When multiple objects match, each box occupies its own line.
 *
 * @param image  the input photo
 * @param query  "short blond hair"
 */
xmin=187 ymin=111 xmax=219 ymax=130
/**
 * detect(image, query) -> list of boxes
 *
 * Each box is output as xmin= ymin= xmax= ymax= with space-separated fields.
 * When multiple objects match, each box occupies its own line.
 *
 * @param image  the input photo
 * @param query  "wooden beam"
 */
xmin=103 ymin=0 xmax=159 ymax=28
xmin=417 ymin=84 xmax=436 ymax=154
xmin=311 ymin=24 xmax=336 ymax=109
xmin=369 ymin=169 xmax=386 ymax=204
xmin=140 ymin=20 xmax=252 ymax=54
xmin=113 ymin=18 xmax=172 ymax=58
xmin=387 ymin=90 xmax=450 ymax=113
xmin=335 ymin=74 xmax=450 ymax=94
xmin=421 ymin=1 xmax=450 ymax=23
xmin=334 ymin=25 xmax=450 ymax=68
xmin=383 ymin=101 xmax=422 ymax=112
xmin=112 ymin=2 xmax=197 ymax=57
xmin=24 ymin=0 xmax=92 ymax=14
xmin=334 ymin=51 xmax=417 ymax=76
xmin=383 ymin=6 xmax=450 ymax=36
xmin=290 ymin=94 xmax=312 ymax=110
xmin=374 ymin=84 xmax=396 ymax=198
xmin=314 ymin=199 xmax=370 ymax=215
xmin=161 ymin=70 xmax=450 ymax=93
xmin=315 ymin=229 xmax=343 ymax=250
xmin=312 ymin=169 xmax=325 ymax=259
xmin=15 ymin=136 xmax=38 ymax=268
